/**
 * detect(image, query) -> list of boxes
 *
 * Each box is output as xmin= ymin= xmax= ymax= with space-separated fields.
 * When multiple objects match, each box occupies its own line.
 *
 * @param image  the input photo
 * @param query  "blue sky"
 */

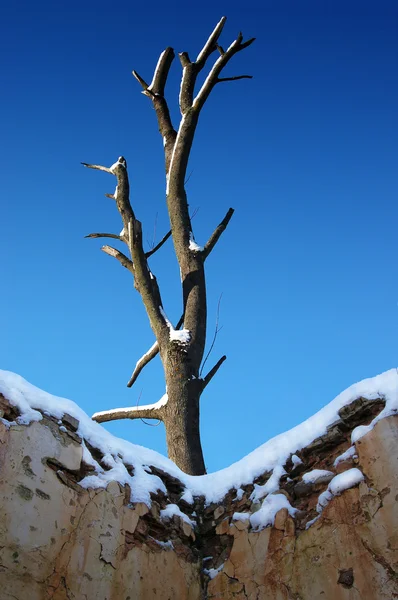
xmin=1 ymin=1 xmax=397 ymax=472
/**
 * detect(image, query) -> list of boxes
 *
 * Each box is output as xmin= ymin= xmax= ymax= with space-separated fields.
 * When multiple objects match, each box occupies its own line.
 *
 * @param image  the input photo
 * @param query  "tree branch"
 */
xmin=101 ymin=245 xmax=134 ymax=273
xmin=195 ymin=16 xmax=227 ymax=68
xmin=202 ymin=355 xmax=227 ymax=389
xmin=126 ymin=314 xmax=185 ymax=388
xmin=178 ymin=16 xmax=227 ymax=115
xmin=145 ymin=229 xmax=172 ymax=258
xmin=203 ymin=208 xmax=234 ymax=260
xmin=92 ymin=398 xmax=166 ymax=423
xmin=148 ymin=47 xmax=175 ymax=96
xmin=193 ymin=34 xmax=256 ymax=112
xmin=85 ymin=232 xmax=123 ymax=241
xmin=216 ymin=75 xmax=253 ymax=83
xmin=133 ymin=49 xmax=177 ymax=171
xmin=81 ymin=162 xmax=113 ymax=174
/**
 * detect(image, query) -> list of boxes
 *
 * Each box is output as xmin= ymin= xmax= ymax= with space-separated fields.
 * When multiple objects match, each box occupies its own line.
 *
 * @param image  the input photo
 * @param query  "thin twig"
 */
xmin=137 ymin=390 xmax=162 ymax=427
xmin=145 ymin=230 xmax=172 ymax=259
xmin=216 ymin=75 xmax=253 ymax=83
xmin=200 ymin=293 xmax=223 ymax=377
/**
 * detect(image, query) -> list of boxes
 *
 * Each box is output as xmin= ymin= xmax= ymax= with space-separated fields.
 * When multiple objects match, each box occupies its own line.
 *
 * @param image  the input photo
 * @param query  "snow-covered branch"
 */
xmin=92 ymin=394 xmax=168 ymax=424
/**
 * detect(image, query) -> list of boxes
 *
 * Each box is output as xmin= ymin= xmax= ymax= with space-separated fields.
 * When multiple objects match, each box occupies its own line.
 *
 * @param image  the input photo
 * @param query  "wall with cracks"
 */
xmin=0 ymin=391 xmax=397 ymax=599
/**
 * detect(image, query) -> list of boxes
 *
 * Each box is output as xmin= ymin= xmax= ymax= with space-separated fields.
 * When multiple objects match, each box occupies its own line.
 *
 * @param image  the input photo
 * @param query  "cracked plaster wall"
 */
xmin=208 ymin=416 xmax=398 ymax=599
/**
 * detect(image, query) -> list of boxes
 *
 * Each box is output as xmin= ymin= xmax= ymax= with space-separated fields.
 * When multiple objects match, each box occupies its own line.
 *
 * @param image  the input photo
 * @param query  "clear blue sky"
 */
xmin=1 ymin=1 xmax=397 ymax=472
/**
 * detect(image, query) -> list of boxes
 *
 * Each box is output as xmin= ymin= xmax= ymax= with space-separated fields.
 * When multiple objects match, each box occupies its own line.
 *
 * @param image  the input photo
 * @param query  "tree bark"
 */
xmin=162 ymin=344 xmax=206 ymax=475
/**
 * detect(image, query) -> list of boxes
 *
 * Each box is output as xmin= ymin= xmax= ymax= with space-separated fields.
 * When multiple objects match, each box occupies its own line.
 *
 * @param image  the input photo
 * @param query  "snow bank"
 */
xmin=0 ymin=368 xmax=397 ymax=508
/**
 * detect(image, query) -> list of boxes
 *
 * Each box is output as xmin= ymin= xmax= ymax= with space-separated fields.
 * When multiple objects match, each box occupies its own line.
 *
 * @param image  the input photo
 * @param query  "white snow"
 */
xmin=204 ymin=564 xmax=224 ymax=580
xmin=169 ymin=329 xmax=191 ymax=344
xmin=159 ymin=307 xmax=191 ymax=345
xmin=147 ymin=50 xmax=166 ymax=92
xmin=166 ymin=114 xmax=186 ymax=196
xmin=160 ymin=503 xmax=194 ymax=526
xmin=0 ymin=368 xmax=396 ymax=513
xmin=329 ymin=468 xmax=364 ymax=495
xmin=232 ymin=512 xmax=250 ymax=522
xmin=316 ymin=468 xmax=364 ymax=514
xmin=110 ymin=157 xmax=125 ymax=173
xmin=291 ymin=454 xmax=302 ymax=467
xmin=334 ymin=445 xmax=357 ymax=467
xmin=250 ymin=493 xmax=297 ymax=531
xmin=302 ymin=469 xmax=334 ymax=485
xmin=233 ymin=488 xmax=244 ymax=501
xmin=91 ymin=394 xmax=168 ymax=422
xmin=250 ymin=465 xmax=286 ymax=503
xmin=189 ymin=233 xmax=203 ymax=252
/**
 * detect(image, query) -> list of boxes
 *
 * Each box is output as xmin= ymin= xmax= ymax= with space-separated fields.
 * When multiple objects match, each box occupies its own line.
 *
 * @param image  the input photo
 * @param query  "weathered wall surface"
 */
xmin=208 ymin=416 xmax=398 ymax=599
xmin=0 ymin=407 xmax=201 ymax=600
xmin=0 ymin=393 xmax=397 ymax=599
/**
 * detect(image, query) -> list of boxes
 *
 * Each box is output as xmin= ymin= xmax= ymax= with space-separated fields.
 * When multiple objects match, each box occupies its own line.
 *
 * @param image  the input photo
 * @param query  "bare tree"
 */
xmin=83 ymin=17 xmax=254 ymax=475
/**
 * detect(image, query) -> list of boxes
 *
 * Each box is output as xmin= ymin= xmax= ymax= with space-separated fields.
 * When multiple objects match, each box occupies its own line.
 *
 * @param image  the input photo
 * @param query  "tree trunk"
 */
xmin=162 ymin=345 xmax=206 ymax=475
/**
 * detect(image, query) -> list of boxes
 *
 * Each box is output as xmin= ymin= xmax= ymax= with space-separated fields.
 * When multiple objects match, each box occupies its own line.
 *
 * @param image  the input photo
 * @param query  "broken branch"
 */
xmin=203 ymin=208 xmax=234 ymax=260
xmin=101 ymin=245 xmax=134 ymax=273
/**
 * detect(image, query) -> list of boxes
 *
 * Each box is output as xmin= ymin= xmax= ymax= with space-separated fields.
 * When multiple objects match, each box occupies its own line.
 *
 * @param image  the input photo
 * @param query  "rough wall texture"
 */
xmin=0 ymin=393 xmax=397 ymax=599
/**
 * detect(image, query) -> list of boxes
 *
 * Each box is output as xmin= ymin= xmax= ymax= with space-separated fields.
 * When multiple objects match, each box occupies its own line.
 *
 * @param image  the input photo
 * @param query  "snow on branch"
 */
xmin=195 ymin=16 xmax=227 ymax=67
xmin=81 ymin=162 xmax=113 ymax=174
xmin=91 ymin=393 xmax=168 ymax=424
xmin=193 ymin=32 xmax=255 ymax=112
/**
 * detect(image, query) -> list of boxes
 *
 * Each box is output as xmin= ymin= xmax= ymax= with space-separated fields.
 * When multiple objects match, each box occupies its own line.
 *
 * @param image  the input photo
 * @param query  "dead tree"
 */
xmin=83 ymin=17 xmax=254 ymax=475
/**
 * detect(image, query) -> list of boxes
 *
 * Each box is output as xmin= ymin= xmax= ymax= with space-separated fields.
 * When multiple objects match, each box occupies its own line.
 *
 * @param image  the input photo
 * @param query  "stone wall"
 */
xmin=0 ymin=393 xmax=397 ymax=599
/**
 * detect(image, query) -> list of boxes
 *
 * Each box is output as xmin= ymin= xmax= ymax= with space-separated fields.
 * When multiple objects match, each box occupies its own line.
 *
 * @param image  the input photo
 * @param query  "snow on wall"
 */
xmin=0 ymin=368 xmax=397 ymax=515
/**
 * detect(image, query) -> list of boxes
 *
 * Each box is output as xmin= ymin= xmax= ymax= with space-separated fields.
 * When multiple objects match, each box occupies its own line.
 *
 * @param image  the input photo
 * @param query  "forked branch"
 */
xmin=82 ymin=159 xmax=167 ymax=342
